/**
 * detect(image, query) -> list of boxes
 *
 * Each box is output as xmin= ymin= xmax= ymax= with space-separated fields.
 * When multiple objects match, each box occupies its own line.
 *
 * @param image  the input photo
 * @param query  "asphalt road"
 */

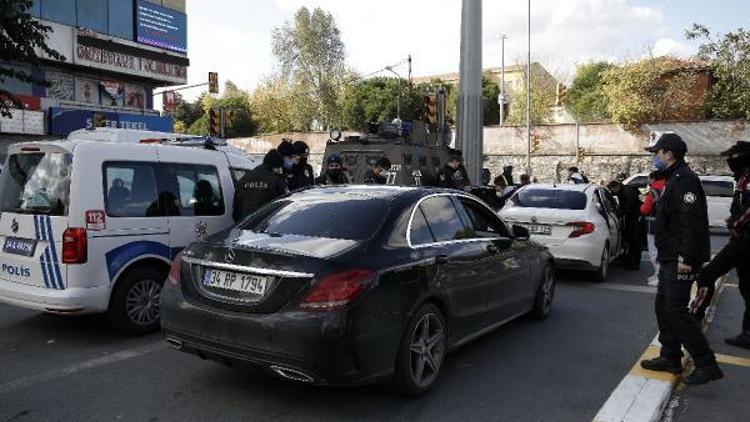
xmin=0 ymin=235 xmax=730 ymax=422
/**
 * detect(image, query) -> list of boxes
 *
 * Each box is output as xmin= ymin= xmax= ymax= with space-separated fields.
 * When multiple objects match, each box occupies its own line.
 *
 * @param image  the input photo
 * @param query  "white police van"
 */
xmin=0 ymin=134 xmax=260 ymax=334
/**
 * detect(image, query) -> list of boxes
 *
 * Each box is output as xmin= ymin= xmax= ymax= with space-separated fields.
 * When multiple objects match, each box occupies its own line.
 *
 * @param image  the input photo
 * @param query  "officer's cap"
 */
xmin=292 ymin=141 xmax=310 ymax=156
xmin=645 ymin=133 xmax=687 ymax=156
xmin=721 ymin=141 xmax=750 ymax=159
xmin=263 ymin=149 xmax=284 ymax=169
xmin=326 ymin=154 xmax=343 ymax=165
xmin=277 ymin=140 xmax=295 ymax=157
xmin=448 ymin=149 xmax=463 ymax=162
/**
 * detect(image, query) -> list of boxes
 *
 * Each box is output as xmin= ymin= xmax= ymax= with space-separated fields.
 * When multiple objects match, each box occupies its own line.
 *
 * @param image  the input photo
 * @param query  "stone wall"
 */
xmin=229 ymin=120 xmax=748 ymax=183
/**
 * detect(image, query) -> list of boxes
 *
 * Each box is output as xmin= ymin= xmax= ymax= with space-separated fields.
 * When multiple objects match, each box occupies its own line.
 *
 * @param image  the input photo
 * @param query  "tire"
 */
xmin=108 ymin=267 xmax=166 ymax=336
xmin=531 ymin=263 xmax=555 ymax=319
xmin=593 ymin=244 xmax=610 ymax=283
xmin=390 ymin=304 xmax=447 ymax=396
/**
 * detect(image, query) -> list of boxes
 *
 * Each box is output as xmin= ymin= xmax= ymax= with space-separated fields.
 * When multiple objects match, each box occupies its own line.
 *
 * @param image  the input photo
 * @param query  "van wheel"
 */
xmin=390 ymin=304 xmax=447 ymax=396
xmin=108 ymin=267 xmax=165 ymax=336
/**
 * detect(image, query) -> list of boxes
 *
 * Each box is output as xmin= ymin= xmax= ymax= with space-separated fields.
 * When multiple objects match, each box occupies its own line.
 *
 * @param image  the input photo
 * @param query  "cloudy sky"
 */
xmin=169 ymin=0 xmax=748 ymax=103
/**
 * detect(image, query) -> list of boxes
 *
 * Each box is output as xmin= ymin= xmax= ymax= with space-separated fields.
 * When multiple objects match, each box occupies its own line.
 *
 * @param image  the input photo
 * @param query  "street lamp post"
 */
xmin=525 ymin=0 xmax=532 ymax=176
xmin=499 ymin=34 xmax=507 ymax=126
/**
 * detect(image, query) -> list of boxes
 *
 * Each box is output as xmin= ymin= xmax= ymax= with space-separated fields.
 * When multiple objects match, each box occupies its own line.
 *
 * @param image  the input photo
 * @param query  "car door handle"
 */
xmin=487 ymin=244 xmax=499 ymax=254
xmin=435 ymin=254 xmax=450 ymax=265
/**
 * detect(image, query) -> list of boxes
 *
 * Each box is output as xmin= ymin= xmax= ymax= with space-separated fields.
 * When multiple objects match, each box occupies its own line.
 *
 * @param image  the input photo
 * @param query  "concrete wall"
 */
xmin=230 ymin=120 xmax=748 ymax=184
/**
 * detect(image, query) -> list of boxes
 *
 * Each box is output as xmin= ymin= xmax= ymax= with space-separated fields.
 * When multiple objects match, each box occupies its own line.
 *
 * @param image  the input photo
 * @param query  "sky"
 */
xmin=162 ymin=0 xmax=749 ymax=105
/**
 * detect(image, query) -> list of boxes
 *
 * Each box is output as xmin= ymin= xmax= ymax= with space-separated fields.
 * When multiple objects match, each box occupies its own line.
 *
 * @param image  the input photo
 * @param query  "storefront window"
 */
xmin=76 ymin=0 xmax=108 ymax=34
xmin=109 ymin=0 xmax=134 ymax=40
xmin=41 ymin=0 xmax=76 ymax=26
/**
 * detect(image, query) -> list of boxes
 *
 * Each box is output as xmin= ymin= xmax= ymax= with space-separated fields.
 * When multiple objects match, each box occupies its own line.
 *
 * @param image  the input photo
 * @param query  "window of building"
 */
xmin=41 ymin=0 xmax=76 ymax=26
xmin=76 ymin=0 xmax=108 ymax=34
xmin=104 ymin=162 xmax=161 ymax=217
xmin=109 ymin=0 xmax=134 ymax=40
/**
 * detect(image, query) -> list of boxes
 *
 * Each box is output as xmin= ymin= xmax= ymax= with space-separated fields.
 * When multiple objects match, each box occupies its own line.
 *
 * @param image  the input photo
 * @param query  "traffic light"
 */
xmin=531 ymin=137 xmax=541 ymax=153
xmin=555 ymin=83 xmax=568 ymax=107
xmin=209 ymin=108 xmax=220 ymax=136
xmin=224 ymin=109 xmax=234 ymax=128
xmin=208 ymin=72 xmax=219 ymax=94
xmin=424 ymin=94 xmax=438 ymax=124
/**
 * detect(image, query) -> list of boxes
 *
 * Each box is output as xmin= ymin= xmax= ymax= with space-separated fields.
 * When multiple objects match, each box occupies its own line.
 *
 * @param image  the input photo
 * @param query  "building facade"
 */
xmin=0 ymin=0 xmax=189 ymax=159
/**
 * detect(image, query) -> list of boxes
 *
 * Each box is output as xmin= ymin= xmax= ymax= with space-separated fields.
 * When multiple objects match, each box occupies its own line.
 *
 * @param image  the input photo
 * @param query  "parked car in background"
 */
xmin=161 ymin=186 xmax=555 ymax=395
xmin=499 ymin=184 xmax=623 ymax=282
xmin=624 ymin=173 xmax=734 ymax=230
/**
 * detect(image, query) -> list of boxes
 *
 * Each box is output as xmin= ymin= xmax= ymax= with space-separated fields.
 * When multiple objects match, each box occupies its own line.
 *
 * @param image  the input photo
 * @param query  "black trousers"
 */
xmin=656 ymin=261 xmax=717 ymax=368
xmin=623 ymin=214 xmax=643 ymax=266
xmin=697 ymin=239 xmax=750 ymax=334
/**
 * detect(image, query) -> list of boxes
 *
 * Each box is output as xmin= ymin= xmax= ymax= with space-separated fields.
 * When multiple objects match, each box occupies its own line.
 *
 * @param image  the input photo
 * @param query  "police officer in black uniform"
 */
xmin=695 ymin=141 xmax=750 ymax=349
xmin=287 ymin=140 xmax=315 ymax=191
xmin=315 ymin=154 xmax=351 ymax=185
xmin=436 ymin=150 xmax=470 ymax=190
xmin=364 ymin=157 xmax=391 ymax=184
xmin=639 ymin=133 xmax=722 ymax=385
xmin=232 ymin=149 xmax=288 ymax=222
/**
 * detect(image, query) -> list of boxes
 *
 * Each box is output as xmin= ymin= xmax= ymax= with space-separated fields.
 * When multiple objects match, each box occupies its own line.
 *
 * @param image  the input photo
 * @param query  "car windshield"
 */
xmin=512 ymin=188 xmax=587 ymax=210
xmin=0 ymin=152 xmax=73 ymax=216
xmin=240 ymin=195 xmax=389 ymax=240
xmin=702 ymin=180 xmax=734 ymax=198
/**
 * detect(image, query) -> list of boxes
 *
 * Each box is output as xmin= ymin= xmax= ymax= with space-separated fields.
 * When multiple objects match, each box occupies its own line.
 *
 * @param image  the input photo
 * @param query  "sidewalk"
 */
xmin=662 ymin=280 xmax=750 ymax=422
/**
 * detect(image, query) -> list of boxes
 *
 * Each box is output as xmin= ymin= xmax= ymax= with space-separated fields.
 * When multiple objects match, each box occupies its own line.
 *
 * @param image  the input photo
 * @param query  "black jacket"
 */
xmin=287 ymin=163 xmax=315 ymax=191
xmin=653 ymin=160 xmax=711 ymax=267
xmin=364 ymin=169 xmax=387 ymax=185
xmin=436 ymin=165 xmax=470 ymax=190
xmin=616 ymin=185 xmax=642 ymax=216
xmin=729 ymin=169 xmax=750 ymax=241
xmin=233 ymin=165 xmax=288 ymax=222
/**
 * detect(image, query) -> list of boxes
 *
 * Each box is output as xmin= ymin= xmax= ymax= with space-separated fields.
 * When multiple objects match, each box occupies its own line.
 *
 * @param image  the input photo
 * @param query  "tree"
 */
xmin=272 ymin=7 xmax=347 ymax=130
xmin=482 ymin=74 xmax=501 ymax=126
xmin=602 ymin=57 xmax=702 ymax=129
xmin=566 ymin=62 xmax=615 ymax=122
xmin=686 ymin=24 xmax=750 ymax=120
xmin=341 ymin=77 xmax=425 ymax=130
xmin=169 ymin=92 xmax=205 ymax=131
xmin=250 ymin=75 xmax=295 ymax=134
xmin=188 ymin=81 xmax=257 ymax=138
xmin=506 ymin=65 xmax=557 ymax=126
xmin=0 ymin=0 xmax=65 ymax=117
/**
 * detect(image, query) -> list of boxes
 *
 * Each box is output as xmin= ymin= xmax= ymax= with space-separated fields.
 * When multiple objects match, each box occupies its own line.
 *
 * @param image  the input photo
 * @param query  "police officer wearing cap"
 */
xmin=640 ymin=133 xmax=723 ymax=385
xmin=695 ymin=141 xmax=750 ymax=350
xmin=288 ymin=140 xmax=315 ymax=191
xmin=315 ymin=154 xmax=351 ymax=185
xmin=364 ymin=157 xmax=391 ymax=184
xmin=437 ymin=150 xmax=471 ymax=190
xmin=232 ymin=149 xmax=288 ymax=222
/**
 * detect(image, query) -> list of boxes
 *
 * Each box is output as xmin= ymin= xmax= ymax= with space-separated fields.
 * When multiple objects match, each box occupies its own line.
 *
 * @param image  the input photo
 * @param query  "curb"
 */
xmin=592 ymin=275 xmax=728 ymax=422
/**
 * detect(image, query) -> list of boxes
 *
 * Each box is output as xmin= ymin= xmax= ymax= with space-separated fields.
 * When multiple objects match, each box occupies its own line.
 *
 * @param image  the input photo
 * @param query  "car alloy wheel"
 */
xmin=541 ymin=267 xmax=555 ymax=314
xmin=409 ymin=312 xmax=445 ymax=388
xmin=125 ymin=278 xmax=162 ymax=326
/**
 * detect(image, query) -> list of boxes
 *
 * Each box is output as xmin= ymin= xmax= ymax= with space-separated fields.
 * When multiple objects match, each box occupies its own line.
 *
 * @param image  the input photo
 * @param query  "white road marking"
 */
xmin=0 ymin=341 xmax=166 ymax=395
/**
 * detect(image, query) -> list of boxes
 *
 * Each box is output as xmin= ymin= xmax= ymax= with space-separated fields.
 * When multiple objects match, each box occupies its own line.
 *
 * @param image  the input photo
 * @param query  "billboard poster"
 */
xmin=136 ymin=0 xmax=188 ymax=54
xmin=125 ymin=84 xmax=146 ymax=109
xmin=45 ymin=71 xmax=75 ymax=101
xmin=162 ymin=91 xmax=177 ymax=112
xmin=75 ymin=77 xmax=99 ymax=104
xmin=49 ymin=107 xmax=173 ymax=135
xmin=100 ymin=80 xmax=125 ymax=107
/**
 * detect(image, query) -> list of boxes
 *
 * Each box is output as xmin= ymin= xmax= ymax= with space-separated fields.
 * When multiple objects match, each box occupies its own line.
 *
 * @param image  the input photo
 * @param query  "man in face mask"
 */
xmin=695 ymin=141 xmax=750 ymax=350
xmin=287 ymin=140 xmax=315 ymax=191
xmin=640 ymin=133 xmax=722 ymax=385
xmin=233 ymin=149 xmax=288 ymax=222
xmin=277 ymin=139 xmax=298 ymax=177
xmin=315 ymin=154 xmax=351 ymax=185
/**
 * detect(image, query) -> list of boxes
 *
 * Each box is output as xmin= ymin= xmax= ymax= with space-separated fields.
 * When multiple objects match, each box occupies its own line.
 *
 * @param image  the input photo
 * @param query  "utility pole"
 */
xmin=499 ymin=34 xmax=507 ymax=126
xmin=408 ymin=54 xmax=412 ymax=86
xmin=457 ymin=0 xmax=483 ymax=185
xmin=525 ymin=0 xmax=532 ymax=176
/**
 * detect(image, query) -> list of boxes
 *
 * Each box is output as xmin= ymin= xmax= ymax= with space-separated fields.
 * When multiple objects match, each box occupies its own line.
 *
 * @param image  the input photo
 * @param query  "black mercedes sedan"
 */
xmin=160 ymin=186 xmax=555 ymax=395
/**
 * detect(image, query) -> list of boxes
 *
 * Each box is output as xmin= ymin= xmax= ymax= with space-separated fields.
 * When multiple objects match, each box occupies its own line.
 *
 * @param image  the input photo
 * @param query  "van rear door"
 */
xmin=0 ymin=144 xmax=73 ymax=290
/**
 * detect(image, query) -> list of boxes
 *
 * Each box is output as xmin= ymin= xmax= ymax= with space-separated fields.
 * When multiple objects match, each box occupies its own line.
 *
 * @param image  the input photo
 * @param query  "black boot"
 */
xmin=640 ymin=357 xmax=682 ymax=374
xmin=684 ymin=365 xmax=724 ymax=385
xmin=725 ymin=333 xmax=750 ymax=350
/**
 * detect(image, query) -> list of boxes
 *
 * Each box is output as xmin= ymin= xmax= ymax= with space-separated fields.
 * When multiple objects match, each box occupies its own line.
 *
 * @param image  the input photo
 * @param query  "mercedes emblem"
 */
xmin=224 ymin=248 xmax=236 ymax=263
xmin=11 ymin=218 xmax=19 ymax=234
xmin=531 ymin=216 xmax=538 ymax=224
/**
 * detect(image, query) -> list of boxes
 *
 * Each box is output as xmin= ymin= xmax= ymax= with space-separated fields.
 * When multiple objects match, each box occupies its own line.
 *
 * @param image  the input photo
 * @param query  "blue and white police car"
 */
xmin=0 ymin=133 xmax=260 ymax=334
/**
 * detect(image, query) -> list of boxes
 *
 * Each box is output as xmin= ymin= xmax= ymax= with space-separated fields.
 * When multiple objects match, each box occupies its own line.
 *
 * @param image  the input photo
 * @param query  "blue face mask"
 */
xmin=283 ymin=158 xmax=295 ymax=170
xmin=652 ymin=155 xmax=667 ymax=171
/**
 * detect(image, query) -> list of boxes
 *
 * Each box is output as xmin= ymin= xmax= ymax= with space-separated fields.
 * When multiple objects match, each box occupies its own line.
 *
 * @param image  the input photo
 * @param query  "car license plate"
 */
xmin=2 ymin=237 xmax=37 ymax=257
xmin=203 ymin=269 xmax=268 ymax=296
xmin=522 ymin=224 xmax=552 ymax=236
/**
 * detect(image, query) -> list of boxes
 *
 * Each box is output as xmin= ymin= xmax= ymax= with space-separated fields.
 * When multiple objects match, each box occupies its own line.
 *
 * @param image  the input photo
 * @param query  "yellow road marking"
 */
xmin=716 ymin=353 xmax=750 ymax=368
xmin=629 ymin=345 xmax=685 ymax=382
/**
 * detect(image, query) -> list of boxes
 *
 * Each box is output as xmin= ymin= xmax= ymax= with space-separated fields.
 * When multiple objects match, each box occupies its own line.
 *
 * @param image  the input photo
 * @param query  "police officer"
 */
xmin=277 ymin=139 xmax=297 ymax=181
xmin=232 ymin=149 xmax=288 ymax=222
xmin=287 ymin=140 xmax=315 ymax=191
xmin=437 ymin=150 xmax=470 ymax=190
xmin=364 ymin=157 xmax=391 ymax=184
xmin=695 ymin=141 xmax=750 ymax=350
xmin=315 ymin=154 xmax=351 ymax=185
xmin=607 ymin=180 xmax=644 ymax=270
xmin=640 ymin=133 xmax=723 ymax=385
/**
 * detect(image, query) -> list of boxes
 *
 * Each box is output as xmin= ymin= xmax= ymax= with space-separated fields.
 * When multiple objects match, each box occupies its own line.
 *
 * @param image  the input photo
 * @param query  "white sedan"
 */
xmin=499 ymin=184 xmax=623 ymax=282
xmin=624 ymin=173 xmax=734 ymax=230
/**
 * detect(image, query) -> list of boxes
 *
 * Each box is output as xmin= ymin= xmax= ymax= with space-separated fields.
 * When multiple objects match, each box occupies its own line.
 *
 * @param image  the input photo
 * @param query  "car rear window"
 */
xmin=701 ymin=180 xmax=734 ymax=198
xmin=241 ymin=196 xmax=389 ymax=240
xmin=512 ymin=189 xmax=587 ymax=210
xmin=0 ymin=152 xmax=72 ymax=216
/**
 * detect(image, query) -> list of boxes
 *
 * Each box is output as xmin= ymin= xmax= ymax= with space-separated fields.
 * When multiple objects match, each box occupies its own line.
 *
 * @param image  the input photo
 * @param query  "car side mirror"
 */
xmin=512 ymin=224 xmax=530 ymax=240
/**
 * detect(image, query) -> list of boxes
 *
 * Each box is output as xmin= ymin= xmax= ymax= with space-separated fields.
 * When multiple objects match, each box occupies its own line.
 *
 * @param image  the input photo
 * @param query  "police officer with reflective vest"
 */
xmin=232 ymin=149 xmax=288 ymax=222
xmin=288 ymin=141 xmax=315 ymax=191
xmin=640 ymin=133 xmax=723 ymax=385
xmin=696 ymin=141 xmax=750 ymax=350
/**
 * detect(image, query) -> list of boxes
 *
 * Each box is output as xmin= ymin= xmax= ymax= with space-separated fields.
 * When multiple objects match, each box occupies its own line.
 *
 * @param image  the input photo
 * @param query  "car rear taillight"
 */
xmin=62 ymin=228 xmax=87 ymax=264
xmin=168 ymin=254 xmax=182 ymax=286
xmin=568 ymin=222 xmax=595 ymax=238
xmin=300 ymin=268 xmax=375 ymax=311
